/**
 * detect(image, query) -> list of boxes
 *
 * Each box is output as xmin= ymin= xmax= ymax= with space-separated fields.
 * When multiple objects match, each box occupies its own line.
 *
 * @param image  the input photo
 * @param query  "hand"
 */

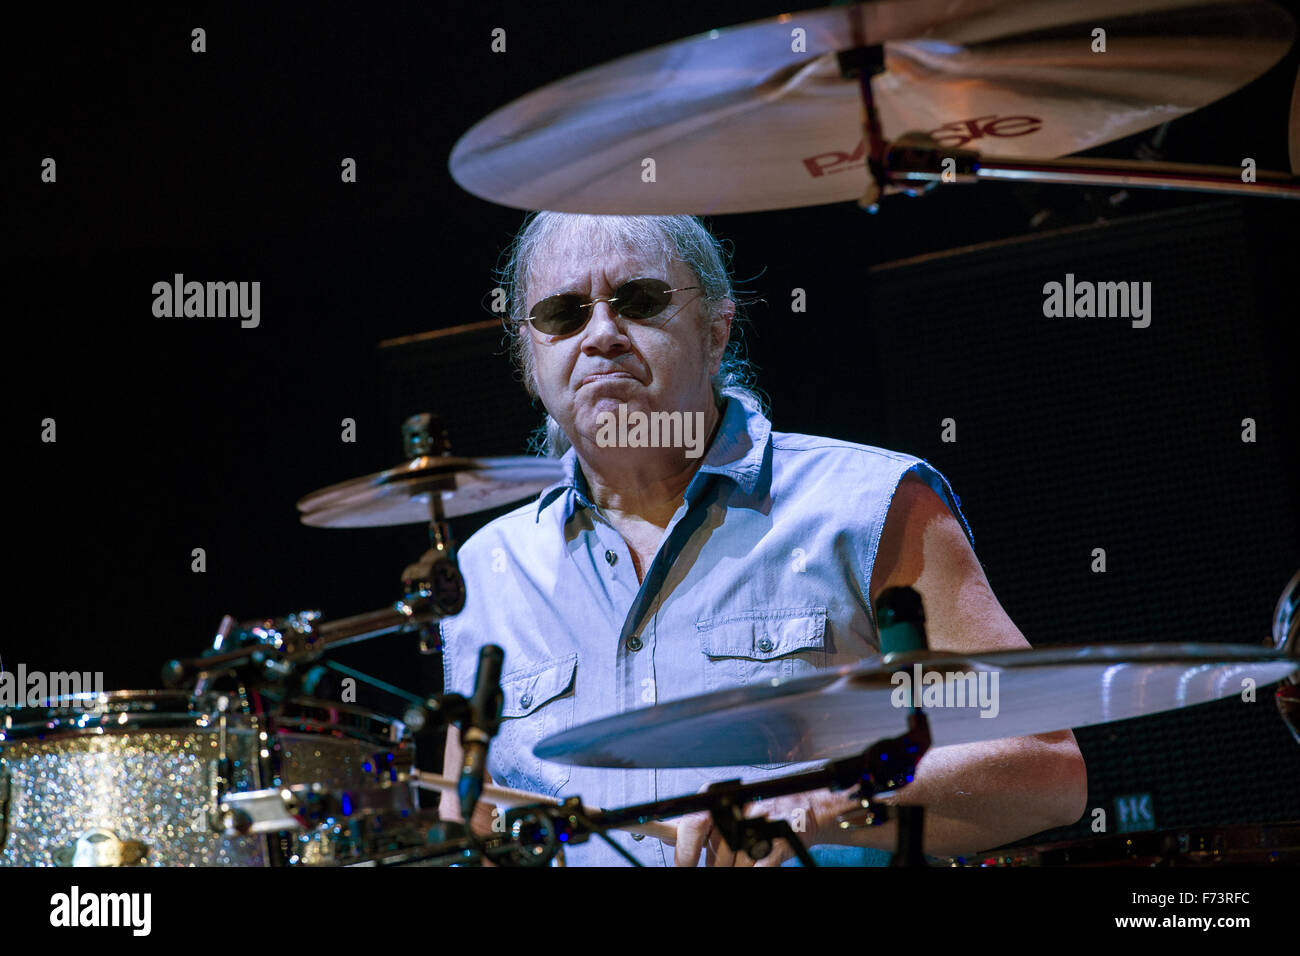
xmin=672 ymin=792 xmax=824 ymax=867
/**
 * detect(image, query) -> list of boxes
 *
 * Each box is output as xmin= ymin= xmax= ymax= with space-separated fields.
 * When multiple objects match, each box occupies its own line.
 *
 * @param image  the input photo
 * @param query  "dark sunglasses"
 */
xmin=523 ymin=277 xmax=701 ymax=336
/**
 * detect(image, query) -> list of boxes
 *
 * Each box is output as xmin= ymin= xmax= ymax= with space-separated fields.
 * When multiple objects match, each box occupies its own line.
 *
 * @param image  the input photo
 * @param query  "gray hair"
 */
xmin=495 ymin=212 xmax=765 ymax=457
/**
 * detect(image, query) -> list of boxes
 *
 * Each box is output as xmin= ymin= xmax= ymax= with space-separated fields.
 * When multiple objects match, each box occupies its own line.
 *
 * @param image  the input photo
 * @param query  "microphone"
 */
xmin=458 ymin=644 xmax=505 ymax=819
xmin=873 ymin=586 xmax=930 ymax=868
xmin=875 ymin=586 xmax=928 ymax=658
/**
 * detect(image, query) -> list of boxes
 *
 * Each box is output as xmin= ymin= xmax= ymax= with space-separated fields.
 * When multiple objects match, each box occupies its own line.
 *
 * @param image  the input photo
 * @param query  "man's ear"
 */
xmin=709 ymin=299 xmax=735 ymax=372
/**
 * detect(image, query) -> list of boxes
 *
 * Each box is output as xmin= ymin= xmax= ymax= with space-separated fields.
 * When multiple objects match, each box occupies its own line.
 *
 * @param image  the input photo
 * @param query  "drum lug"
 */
xmin=51 ymin=827 xmax=149 ymax=867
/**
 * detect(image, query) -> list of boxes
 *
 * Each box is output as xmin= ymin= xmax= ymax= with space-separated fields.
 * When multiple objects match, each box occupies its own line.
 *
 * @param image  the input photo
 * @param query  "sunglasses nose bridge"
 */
xmin=584 ymin=296 xmax=630 ymax=332
xmin=579 ymin=299 xmax=644 ymax=351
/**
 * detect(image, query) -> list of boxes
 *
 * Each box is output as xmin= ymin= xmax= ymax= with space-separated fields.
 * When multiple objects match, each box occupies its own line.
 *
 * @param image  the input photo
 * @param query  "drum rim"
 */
xmin=0 ymin=689 xmax=407 ymax=744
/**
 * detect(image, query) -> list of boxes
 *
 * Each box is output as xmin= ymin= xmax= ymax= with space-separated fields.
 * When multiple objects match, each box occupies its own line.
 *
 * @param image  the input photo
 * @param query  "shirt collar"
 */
xmin=533 ymin=391 xmax=772 ymax=521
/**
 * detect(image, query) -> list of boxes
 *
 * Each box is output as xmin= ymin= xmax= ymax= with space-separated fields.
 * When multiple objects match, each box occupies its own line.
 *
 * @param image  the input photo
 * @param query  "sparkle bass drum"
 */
xmin=0 ymin=690 xmax=418 ymax=866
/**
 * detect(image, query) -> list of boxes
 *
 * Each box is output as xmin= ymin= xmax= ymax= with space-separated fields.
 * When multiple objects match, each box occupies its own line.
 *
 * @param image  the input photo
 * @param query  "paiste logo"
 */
xmin=801 ymin=115 xmax=1043 ymax=178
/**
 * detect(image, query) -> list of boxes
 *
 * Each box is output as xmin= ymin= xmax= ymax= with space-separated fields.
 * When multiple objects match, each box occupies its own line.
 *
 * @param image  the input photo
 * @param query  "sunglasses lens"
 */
xmin=615 ymin=278 xmax=673 ymax=319
xmin=530 ymin=295 xmax=586 ymax=335
xmin=527 ymin=279 xmax=679 ymax=334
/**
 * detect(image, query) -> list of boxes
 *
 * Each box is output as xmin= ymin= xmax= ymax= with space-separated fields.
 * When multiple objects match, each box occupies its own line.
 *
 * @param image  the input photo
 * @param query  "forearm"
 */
xmin=439 ymin=728 xmax=502 ymax=837
xmin=807 ymin=729 xmax=1087 ymax=858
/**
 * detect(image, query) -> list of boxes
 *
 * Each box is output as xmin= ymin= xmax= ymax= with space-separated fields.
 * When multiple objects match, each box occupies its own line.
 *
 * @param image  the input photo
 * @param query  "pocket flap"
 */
xmin=697 ymin=608 xmax=827 ymax=660
xmin=499 ymin=654 xmax=578 ymax=718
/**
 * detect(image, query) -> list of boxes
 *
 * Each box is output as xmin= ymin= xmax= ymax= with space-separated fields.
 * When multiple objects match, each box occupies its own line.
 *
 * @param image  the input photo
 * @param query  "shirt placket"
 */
xmin=608 ymin=491 xmax=715 ymax=865
xmin=577 ymin=492 xmax=708 ymax=864
xmin=583 ymin=516 xmax=647 ymax=862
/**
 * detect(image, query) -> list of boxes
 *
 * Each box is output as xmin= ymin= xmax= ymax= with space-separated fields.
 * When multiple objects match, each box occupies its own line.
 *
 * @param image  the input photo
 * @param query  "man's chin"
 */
xmin=573 ymin=401 xmax=647 ymax=443
xmin=579 ymin=393 xmax=647 ymax=419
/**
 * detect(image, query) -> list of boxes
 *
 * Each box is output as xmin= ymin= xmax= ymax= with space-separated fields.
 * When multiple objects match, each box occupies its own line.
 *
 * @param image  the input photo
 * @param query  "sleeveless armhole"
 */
xmin=902 ymin=460 xmax=974 ymax=548
xmin=863 ymin=458 xmax=974 ymax=635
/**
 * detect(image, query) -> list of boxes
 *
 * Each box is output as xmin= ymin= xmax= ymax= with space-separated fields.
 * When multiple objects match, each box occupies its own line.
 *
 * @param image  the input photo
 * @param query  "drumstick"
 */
xmin=409 ymin=770 xmax=678 ymax=845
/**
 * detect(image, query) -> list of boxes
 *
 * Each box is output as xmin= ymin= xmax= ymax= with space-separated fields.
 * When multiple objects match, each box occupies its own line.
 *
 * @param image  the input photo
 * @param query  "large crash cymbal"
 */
xmin=450 ymin=0 xmax=1294 ymax=214
xmin=536 ymin=642 xmax=1299 ymax=768
xmin=297 ymin=456 xmax=563 ymax=527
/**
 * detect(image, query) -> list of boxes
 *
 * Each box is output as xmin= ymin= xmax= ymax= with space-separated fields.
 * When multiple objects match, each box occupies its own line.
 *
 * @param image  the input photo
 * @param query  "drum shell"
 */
xmin=0 ymin=691 xmax=412 ymax=867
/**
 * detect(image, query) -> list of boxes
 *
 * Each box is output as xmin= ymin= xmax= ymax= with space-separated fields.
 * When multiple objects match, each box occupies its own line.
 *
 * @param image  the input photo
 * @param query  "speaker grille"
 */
xmin=868 ymin=201 xmax=1299 ymax=842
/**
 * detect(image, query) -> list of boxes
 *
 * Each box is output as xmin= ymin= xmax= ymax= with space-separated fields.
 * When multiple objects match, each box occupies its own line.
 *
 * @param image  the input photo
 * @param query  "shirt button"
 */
xmin=627 ymin=636 xmax=644 ymax=652
xmin=605 ymin=550 xmax=617 ymax=566
xmin=631 ymin=833 xmax=646 ymax=841
xmin=757 ymin=637 xmax=775 ymax=653
xmin=519 ymin=693 xmax=533 ymax=709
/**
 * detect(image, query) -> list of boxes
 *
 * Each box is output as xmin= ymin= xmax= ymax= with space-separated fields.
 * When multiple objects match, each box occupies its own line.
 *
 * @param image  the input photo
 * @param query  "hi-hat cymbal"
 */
xmin=297 ymin=456 xmax=563 ymax=527
xmin=536 ymin=643 xmax=1298 ymax=768
xmin=450 ymin=0 xmax=1293 ymax=214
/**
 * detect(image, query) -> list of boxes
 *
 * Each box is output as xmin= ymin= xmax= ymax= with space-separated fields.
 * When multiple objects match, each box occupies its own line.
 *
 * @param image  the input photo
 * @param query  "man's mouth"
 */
xmin=579 ymin=371 xmax=636 ymax=387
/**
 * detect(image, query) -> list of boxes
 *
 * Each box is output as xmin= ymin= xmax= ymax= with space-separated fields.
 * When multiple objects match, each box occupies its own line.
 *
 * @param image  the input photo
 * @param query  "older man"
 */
xmin=439 ymin=212 xmax=1087 ymax=866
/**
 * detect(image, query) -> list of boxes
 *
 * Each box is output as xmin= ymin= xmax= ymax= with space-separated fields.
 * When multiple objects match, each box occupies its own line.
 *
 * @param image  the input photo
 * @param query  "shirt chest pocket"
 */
xmin=696 ymin=607 xmax=829 ymax=769
xmin=490 ymin=654 xmax=578 ymax=798
xmin=697 ymin=607 xmax=829 ymax=692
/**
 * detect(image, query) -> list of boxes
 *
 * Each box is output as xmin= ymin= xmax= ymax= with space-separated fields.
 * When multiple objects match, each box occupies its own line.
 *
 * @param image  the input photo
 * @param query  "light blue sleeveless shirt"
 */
xmin=439 ymin=392 xmax=972 ymax=866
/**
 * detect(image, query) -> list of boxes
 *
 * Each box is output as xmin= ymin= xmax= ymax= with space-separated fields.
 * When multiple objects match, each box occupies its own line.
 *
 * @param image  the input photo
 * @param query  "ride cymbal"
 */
xmin=450 ymin=0 xmax=1293 ymax=213
xmin=536 ymin=642 xmax=1298 ymax=767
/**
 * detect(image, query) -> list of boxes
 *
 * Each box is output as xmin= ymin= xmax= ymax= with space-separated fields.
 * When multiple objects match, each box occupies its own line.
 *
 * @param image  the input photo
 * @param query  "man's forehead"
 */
xmin=530 ymin=245 xmax=677 ymax=292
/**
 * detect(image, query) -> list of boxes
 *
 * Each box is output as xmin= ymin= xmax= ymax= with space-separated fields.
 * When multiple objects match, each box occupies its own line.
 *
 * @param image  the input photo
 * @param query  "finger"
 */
xmin=708 ymin=827 xmax=736 ymax=868
xmin=468 ymin=800 xmax=500 ymax=838
xmin=673 ymin=813 xmax=710 ymax=867
xmin=753 ymin=839 xmax=791 ymax=867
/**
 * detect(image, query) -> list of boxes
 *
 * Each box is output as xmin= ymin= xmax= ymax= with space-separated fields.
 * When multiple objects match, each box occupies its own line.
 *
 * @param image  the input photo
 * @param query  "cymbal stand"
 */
xmin=399 ymin=413 xmax=467 ymax=654
xmin=834 ymin=2 xmax=1300 ymax=209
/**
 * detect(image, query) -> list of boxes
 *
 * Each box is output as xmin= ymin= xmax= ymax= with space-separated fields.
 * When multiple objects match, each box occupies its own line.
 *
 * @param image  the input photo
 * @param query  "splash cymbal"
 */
xmin=297 ymin=456 xmax=563 ymax=527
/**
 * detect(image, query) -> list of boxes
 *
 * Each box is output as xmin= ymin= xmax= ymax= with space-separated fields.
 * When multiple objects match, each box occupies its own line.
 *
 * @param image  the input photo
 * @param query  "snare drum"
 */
xmin=0 ymin=690 xmax=418 ymax=866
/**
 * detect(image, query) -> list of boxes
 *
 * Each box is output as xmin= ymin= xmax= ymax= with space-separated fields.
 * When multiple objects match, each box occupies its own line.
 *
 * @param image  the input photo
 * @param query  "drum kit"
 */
xmin=5 ymin=0 xmax=1300 ymax=866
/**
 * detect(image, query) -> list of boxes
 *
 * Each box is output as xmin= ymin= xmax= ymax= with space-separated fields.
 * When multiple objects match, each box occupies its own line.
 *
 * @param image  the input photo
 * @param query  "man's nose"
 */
xmin=581 ymin=300 xmax=631 ymax=351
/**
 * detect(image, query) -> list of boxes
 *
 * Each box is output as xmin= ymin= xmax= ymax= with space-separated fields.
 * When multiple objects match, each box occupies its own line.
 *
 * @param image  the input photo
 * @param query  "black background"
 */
xmin=7 ymin=1 xmax=1300 ymax=846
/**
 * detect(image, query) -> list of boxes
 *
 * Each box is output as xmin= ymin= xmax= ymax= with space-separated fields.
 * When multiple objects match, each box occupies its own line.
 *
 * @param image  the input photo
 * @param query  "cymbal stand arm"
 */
xmin=881 ymin=134 xmax=1300 ymax=200
xmin=706 ymin=789 xmax=818 ymax=867
xmin=837 ymin=2 xmax=889 ymax=212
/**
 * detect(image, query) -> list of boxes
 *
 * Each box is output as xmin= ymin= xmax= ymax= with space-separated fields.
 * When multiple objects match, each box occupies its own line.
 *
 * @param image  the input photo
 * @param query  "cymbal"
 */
xmin=536 ymin=642 xmax=1298 ymax=768
xmin=450 ymin=0 xmax=1294 ymax=214
xmin=297 ymin=455 xmax=563 ymax=527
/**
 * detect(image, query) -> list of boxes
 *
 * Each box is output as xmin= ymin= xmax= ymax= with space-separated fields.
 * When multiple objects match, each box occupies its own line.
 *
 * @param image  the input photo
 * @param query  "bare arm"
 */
xmin=826 ymin=472 xmax=1088 ymax=855
xmin=439 ymin=725 xmax=501 ymax=838
xmin=674 ymin=472 xmax=1087 ymax=865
